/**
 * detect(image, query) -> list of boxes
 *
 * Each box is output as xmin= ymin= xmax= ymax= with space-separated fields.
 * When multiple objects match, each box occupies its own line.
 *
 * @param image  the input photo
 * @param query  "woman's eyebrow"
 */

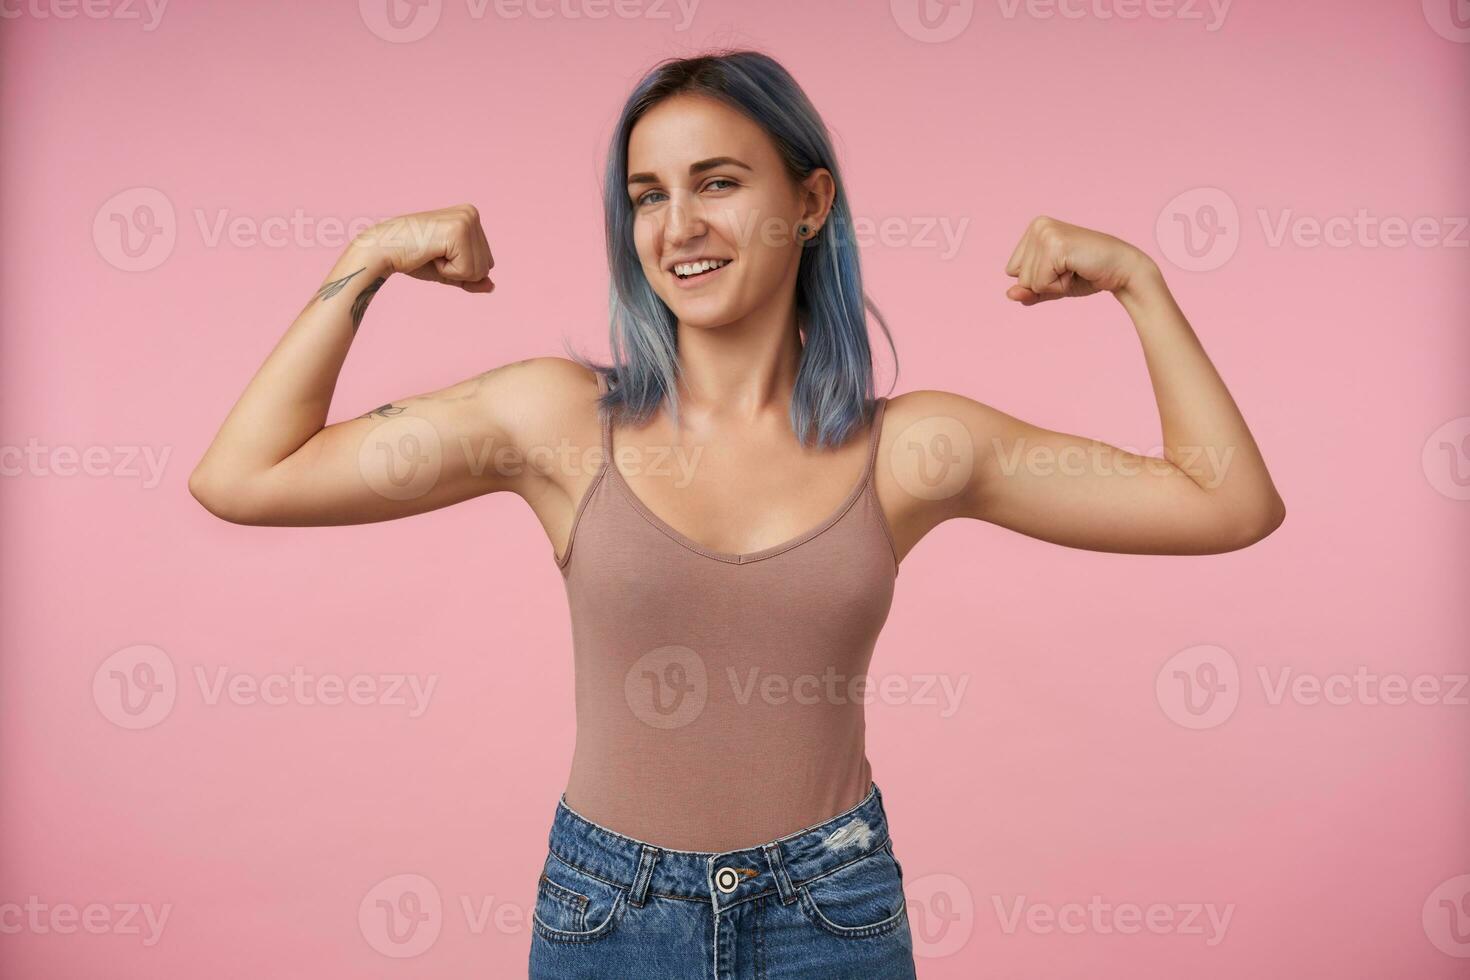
xmin=627 ymin=156 xmax=752 ymax=187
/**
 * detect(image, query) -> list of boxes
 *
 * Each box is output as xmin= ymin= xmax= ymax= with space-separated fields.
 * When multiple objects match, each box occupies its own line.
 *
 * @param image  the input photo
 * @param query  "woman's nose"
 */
xmin=663 ymin=194 xmax=707 ymax=245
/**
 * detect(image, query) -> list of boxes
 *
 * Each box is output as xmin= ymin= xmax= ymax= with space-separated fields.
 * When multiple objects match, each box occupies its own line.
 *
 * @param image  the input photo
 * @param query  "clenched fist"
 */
xmin=1004 ymin=216 xmax=1155 ymax=305
xmin=354 ymin=204 xmax=496 ymax=292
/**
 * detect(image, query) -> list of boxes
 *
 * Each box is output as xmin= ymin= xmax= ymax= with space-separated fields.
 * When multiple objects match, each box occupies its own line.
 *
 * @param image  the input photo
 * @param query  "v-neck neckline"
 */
xmin=605 ymin=398 xmax=886 ymax=565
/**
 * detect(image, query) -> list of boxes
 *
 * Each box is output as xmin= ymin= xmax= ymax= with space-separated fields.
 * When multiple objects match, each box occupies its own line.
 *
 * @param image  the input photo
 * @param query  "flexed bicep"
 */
xmin=878 ymin=214 xmax=1284 ymax=558
xmin=963 ymin=402 xmax=1259 ymax=555
xmin=201 ymin=357 xmax=561 ymax=527
xmin=880 ymin=390 xmax=1278 ymax=557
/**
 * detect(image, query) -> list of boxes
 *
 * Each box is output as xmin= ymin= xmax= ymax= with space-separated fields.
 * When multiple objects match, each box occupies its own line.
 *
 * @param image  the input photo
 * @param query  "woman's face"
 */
xmin=626 ymin=93 xmax=830 ymax=330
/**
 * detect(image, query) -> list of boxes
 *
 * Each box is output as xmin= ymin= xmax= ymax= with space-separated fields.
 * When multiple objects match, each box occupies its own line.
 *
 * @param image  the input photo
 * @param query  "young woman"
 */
xmin=190 ymin=50 xmax=1284 ymax=980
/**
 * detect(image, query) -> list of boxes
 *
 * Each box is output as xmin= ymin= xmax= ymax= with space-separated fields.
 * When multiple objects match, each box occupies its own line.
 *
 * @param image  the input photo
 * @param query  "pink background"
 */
xmin=3 ymin=0 xmax=1468 ymax=977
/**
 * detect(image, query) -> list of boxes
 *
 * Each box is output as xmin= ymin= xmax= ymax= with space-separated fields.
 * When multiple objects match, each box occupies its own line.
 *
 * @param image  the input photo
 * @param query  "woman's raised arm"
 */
xmin=880 ymin=216 xmax=1286 ymax=558
xmin=188 ymin=205 xmax=588 ymax=528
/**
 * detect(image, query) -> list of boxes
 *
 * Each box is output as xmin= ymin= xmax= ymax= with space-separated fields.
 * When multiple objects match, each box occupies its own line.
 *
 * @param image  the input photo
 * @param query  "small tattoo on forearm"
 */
xmin=358 ymin=403 xmax=406 ymax=420
xmin=350 ymin=277 xmax=386 ymax=334
xmin=315 ymin=267 xmax=364 ymax=302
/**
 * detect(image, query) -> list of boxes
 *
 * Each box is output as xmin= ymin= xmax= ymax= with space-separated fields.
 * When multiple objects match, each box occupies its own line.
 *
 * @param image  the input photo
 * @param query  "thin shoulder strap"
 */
xmin=863 ymin=396 xmax=888 ymax=482
xmin=597 ymin=372 xmax=614 ymax=463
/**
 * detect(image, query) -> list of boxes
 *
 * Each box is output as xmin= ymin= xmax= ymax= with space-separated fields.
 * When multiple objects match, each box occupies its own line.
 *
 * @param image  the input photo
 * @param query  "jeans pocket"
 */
xmin=531 ymin=850 xmax=627 ymax=944
xmin=797 ymin=844 xmax=910 ymax=939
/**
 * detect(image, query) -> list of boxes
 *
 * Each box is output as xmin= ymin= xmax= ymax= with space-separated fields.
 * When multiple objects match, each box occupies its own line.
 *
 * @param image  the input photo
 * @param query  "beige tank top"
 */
xmin=553 ymin=379 xmax=899 ymax=851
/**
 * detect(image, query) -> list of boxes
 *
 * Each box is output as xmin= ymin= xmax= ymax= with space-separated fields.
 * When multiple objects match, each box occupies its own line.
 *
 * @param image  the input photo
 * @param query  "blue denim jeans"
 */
xmin=528 ymin=782 xmax=917 ymax=980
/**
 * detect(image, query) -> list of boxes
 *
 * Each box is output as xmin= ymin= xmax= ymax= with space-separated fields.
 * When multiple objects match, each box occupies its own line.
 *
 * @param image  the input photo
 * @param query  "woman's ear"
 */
xmin=800 ymin=168 xmax=837 ymax=234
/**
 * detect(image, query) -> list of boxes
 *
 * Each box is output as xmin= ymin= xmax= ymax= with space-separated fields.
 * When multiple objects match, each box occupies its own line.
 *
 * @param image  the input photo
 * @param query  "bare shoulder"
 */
xmin=876 ymin=388 xmax=1013 ymax=528
xmin=470 ymin=355 xmax=601 ymax=421
xmin=883 ymin=388 xmax=1005 ymax=428
xmin=881 ymin=388 xmax=1020 ymax=454
xmin=459 ymin=355 xmax=604 ymax=488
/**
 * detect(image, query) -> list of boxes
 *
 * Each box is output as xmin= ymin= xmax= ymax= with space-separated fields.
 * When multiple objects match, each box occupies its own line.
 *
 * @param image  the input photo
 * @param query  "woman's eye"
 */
xmin=635 ymin=179 xmax=735 ymax=207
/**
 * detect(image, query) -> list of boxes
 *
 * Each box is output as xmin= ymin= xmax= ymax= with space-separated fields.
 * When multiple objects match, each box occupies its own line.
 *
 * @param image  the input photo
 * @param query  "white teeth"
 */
xmin=674 ymin=258 xmax=730 ymax=278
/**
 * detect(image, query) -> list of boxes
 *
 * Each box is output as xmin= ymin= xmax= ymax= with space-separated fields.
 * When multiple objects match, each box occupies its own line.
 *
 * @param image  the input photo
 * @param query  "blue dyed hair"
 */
xmin=566 ymin=49 xmax=898 ymax=449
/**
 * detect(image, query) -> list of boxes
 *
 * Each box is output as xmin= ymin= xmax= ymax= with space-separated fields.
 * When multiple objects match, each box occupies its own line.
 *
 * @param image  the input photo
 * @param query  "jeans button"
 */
xmin=714 ymin=867 xmax=740 ymax=894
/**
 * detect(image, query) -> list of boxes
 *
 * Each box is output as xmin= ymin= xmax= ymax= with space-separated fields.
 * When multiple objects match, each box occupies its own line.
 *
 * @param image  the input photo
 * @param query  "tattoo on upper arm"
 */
xmin=350 ymin=277 xmax=387 ymax=334
xmin=352 ymin=359 xmax=533 ymax=423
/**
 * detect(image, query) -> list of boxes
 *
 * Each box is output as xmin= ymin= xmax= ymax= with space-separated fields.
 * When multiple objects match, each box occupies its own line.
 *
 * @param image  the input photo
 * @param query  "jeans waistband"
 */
xmin=547 ymin=783 xmax=892 ymax=912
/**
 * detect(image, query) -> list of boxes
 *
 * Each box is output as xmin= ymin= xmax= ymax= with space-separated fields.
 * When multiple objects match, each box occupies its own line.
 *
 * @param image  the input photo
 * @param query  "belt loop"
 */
xmin=761 ymin=843 xmax=797 ymax=906
xmin=629 ymin=845 xmax=660 ymax=908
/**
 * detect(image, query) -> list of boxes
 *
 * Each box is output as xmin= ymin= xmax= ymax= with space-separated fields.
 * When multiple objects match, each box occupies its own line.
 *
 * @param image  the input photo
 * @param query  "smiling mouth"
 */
xmin=671 ymin=259 xmax=733 ymax=284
